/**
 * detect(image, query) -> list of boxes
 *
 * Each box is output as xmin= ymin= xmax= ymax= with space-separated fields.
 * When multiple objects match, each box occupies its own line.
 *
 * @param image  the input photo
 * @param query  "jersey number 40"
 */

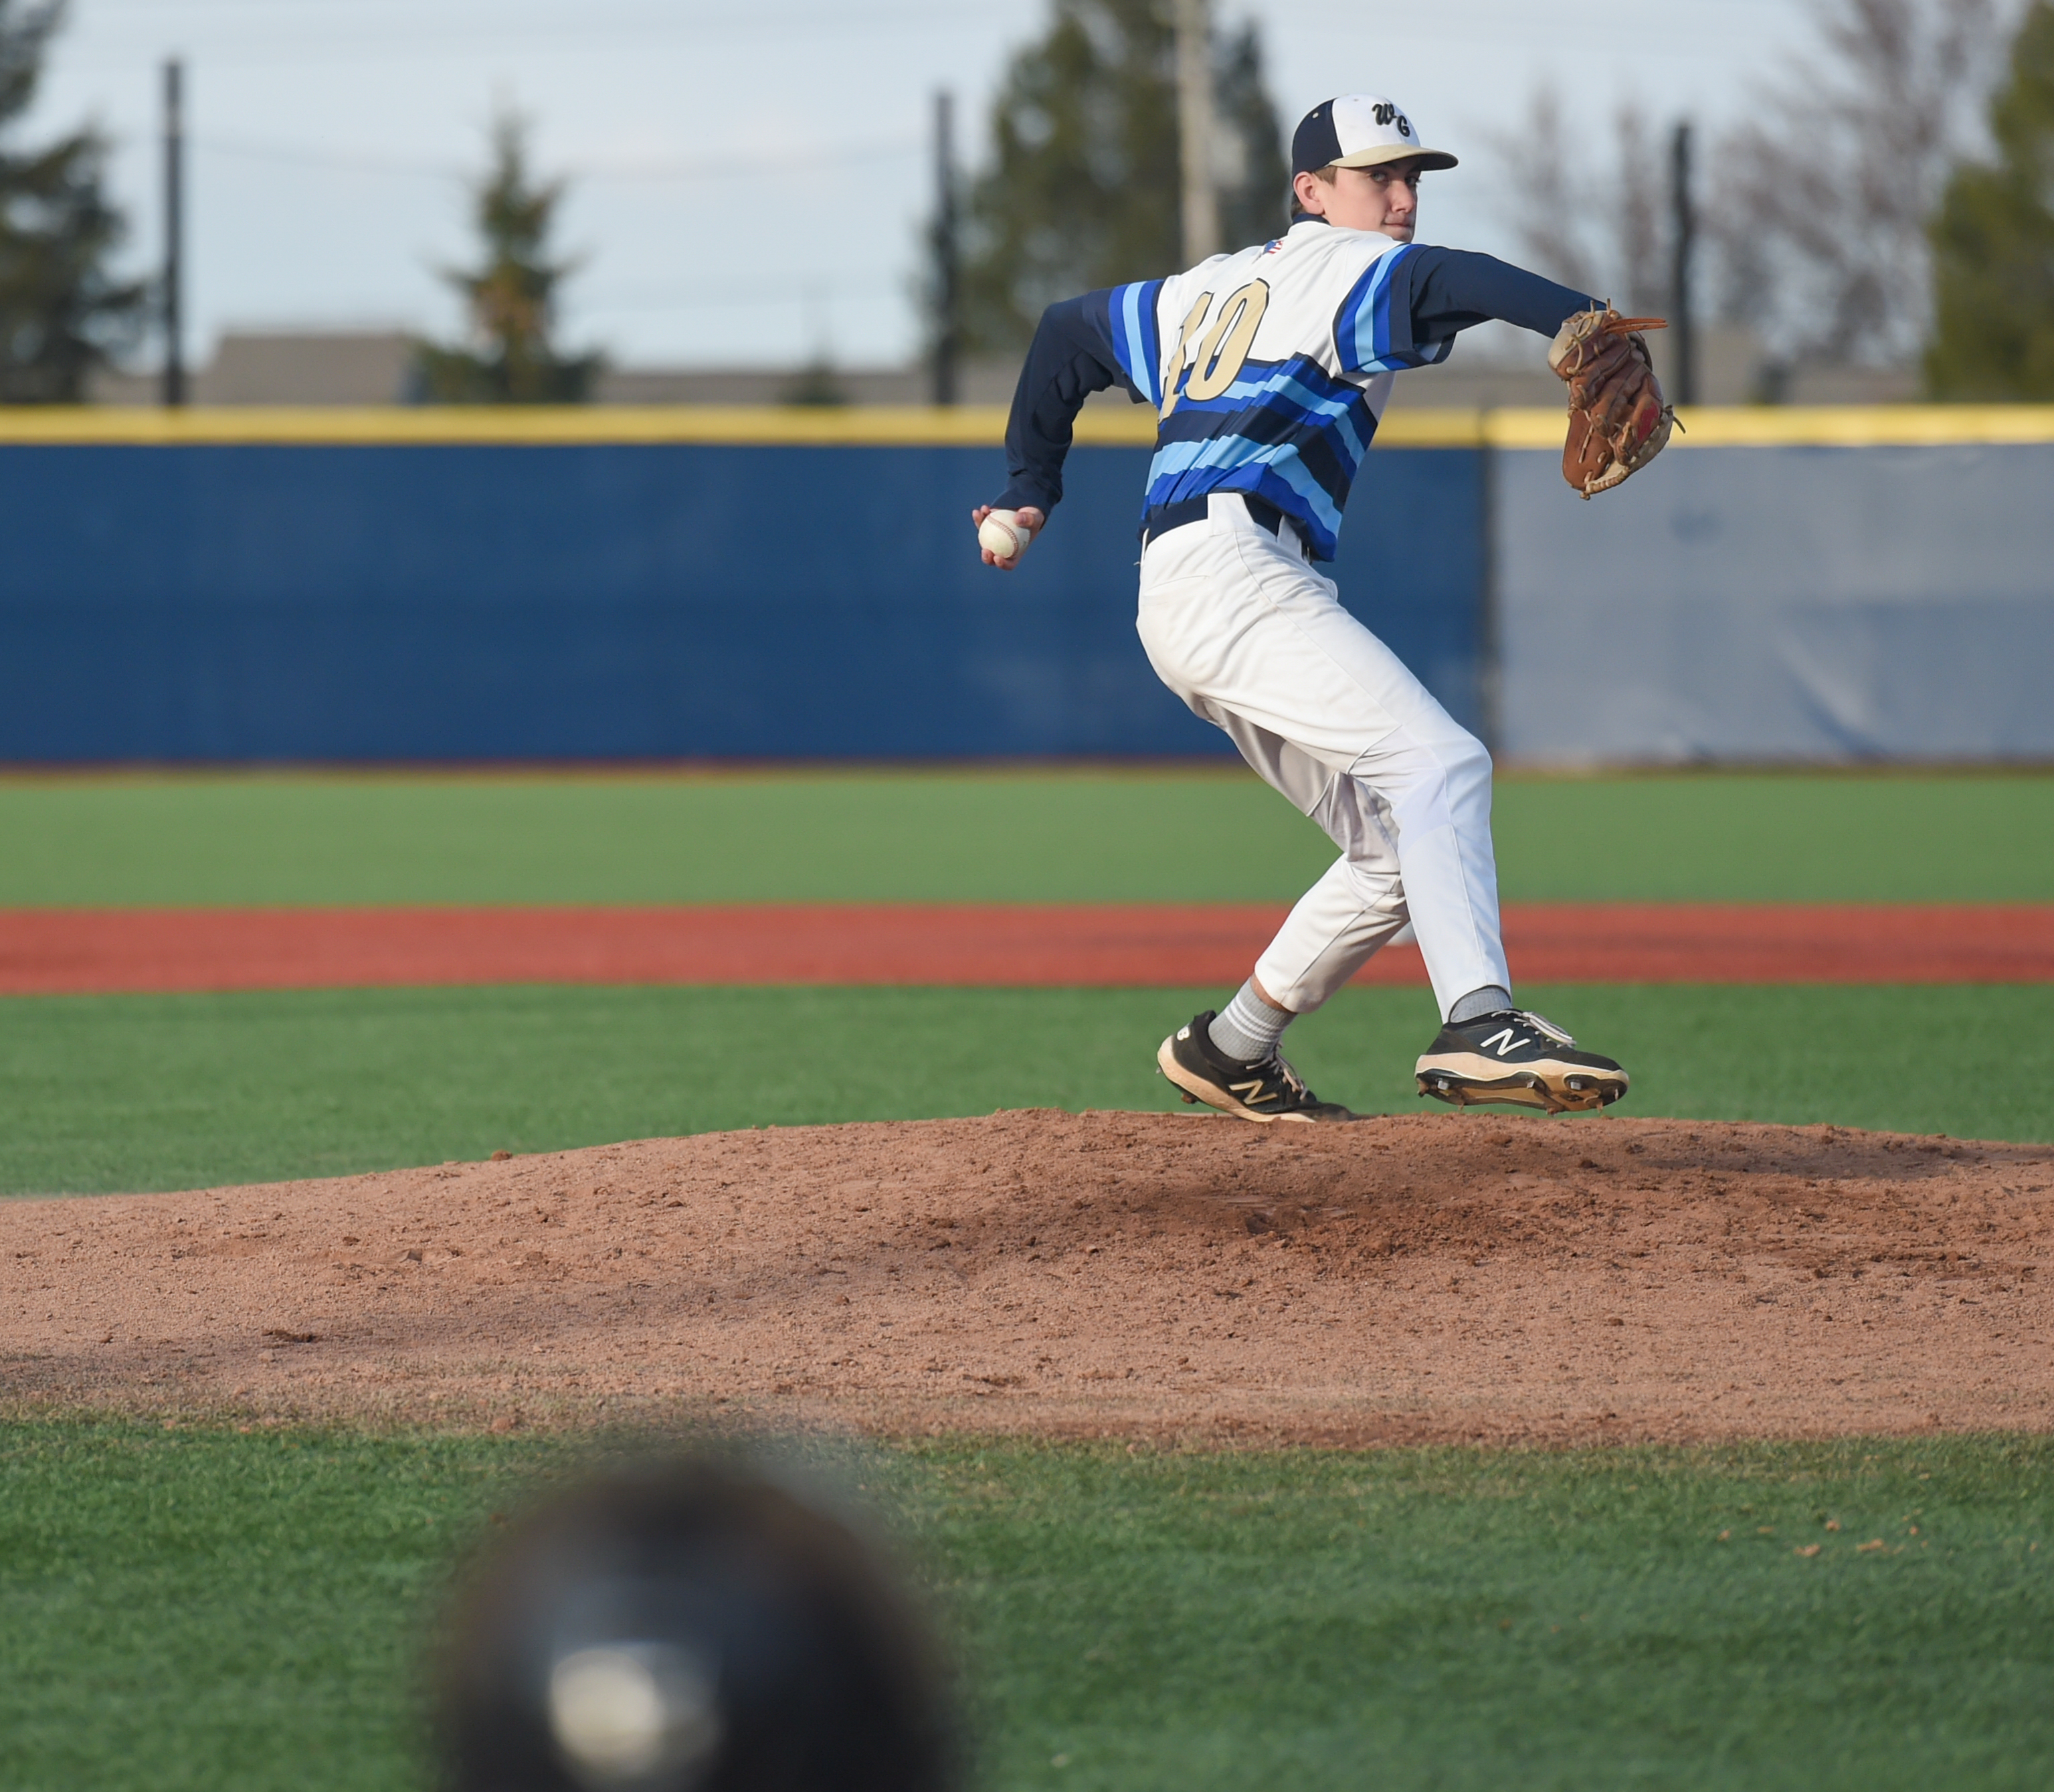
xmin=1163 ymin=280 xmax=1272 ymax=418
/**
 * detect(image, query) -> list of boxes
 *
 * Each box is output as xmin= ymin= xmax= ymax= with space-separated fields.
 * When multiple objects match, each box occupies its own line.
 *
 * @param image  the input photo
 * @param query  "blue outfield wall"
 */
xmin=0 ymin=441 xmax=1485 ymax=762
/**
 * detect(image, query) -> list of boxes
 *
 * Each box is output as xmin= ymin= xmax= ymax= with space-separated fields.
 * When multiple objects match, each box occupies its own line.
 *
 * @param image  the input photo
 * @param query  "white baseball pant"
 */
xmin=1135 ymin=492 xmax=1511 ymax=1021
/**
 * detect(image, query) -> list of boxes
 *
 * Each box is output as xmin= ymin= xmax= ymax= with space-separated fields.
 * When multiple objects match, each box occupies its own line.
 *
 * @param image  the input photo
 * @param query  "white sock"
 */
xmin=1208 ymin=980 xmax=1293 ymax=1063
xmin=1449 ymin=984 xmax=1513 ymax=1023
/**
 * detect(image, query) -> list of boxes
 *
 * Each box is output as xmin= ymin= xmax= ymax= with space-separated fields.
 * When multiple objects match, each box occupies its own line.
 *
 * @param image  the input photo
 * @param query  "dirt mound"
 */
xmin=4 ymin=1111 xmax=2049 ymax=1444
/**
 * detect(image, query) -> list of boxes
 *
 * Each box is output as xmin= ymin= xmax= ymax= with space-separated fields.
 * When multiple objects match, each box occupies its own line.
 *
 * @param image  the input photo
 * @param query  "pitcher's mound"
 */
xmin=5 ymin=1110 xmax=2049 ymax=1443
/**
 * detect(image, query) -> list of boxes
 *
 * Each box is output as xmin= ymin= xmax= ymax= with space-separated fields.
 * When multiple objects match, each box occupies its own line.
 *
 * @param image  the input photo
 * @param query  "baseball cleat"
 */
xmin=1414 ymin=1008 xmax=1628 ymax=1115
xmin=1157 ymin=1011 xmax=1360 ymax=1123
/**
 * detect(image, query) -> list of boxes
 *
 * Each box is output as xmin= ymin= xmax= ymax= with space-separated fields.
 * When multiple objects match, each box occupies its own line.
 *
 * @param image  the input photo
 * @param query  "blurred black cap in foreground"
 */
xmin=437 ymin=1455 xmax=955 ymax=1792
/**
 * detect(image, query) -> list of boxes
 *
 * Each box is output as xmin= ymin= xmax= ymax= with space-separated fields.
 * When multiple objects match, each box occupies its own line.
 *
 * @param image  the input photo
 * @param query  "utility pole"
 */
xmin=1173 ymin=0 xmax=1219 ymax=263
xmin=1669 ymin=119 xmax=1697 ymax=406
xmin=161 ymin=57 xmax=186 ymax=408
xmin=931 ymin=89 xmax=959 ymax=408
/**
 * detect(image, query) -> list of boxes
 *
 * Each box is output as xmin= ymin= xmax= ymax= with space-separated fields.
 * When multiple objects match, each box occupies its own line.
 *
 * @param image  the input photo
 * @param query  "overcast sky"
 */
xmin=30 ymin=0 xmax=1821 ymax=372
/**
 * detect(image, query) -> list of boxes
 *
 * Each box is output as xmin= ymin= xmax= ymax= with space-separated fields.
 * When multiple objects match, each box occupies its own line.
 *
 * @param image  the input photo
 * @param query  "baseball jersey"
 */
xmin=995 ymin=219 xmax=1591 ymax=561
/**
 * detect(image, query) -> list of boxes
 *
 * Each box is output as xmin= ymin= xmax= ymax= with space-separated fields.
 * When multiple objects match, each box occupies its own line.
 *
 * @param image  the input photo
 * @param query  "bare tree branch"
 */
xmin=1483 ymin=87 xmax=1667 ymax=315
xmin=1483 ymin=86 xmax=1604 ymax=299
xmin=1489 ymin=3 xmax=2015 ymax=377
xmin=1709 ymin=0 xmax=2012 ymax=365
xmin=1610 ymin=105 xmax=1667 ymax=316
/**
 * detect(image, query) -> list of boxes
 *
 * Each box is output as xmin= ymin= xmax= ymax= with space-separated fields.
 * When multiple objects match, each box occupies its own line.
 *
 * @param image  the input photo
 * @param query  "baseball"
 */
xmin=978 ymin=510 xmax=1031 ymax=563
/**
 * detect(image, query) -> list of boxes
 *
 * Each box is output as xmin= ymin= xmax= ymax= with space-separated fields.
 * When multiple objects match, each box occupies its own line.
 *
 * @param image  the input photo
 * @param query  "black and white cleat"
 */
xmin=1414 ymin=1009 xmax=1628 ymax=1114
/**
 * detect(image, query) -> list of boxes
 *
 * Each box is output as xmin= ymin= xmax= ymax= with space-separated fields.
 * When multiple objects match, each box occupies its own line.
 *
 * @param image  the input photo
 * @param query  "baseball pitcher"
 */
xmin=973 ymin=94 xmax=1673 ymax=1122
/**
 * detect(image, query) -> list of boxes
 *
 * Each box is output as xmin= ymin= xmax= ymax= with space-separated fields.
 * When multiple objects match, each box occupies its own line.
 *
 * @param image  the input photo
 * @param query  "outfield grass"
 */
xmin=3 ymin=982 xmax=2049 ymax=1196
xmin=0 ymin=769 xmax=2048 ymax=905
xmin=1 ymin=1420 xmax=2047 ymax=1792
xmin=6 ymin=773 xmax=2049 ymax=1787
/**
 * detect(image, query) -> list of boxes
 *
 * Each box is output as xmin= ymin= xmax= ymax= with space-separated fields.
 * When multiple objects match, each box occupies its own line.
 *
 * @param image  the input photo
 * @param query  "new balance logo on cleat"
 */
xmin=1157 ymin=1010 xmax=1360 ymax=1124
xmin=1414 ymin=1008 xmax=1628 ymax=1115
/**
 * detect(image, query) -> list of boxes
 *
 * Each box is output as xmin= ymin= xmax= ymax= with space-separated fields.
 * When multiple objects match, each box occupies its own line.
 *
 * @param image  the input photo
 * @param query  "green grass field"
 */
xmin=3 ymin=982 xmax=2051 ymax=1196
xmin=0 ymin=768 xmax=2048 ymax=1193
xmin=5 ymin=770 xmax=2051 ymax=1787
xmin=0 ymin=768 xmax=2049 ymax=904
xmin=3 ymin=1421 xmax=2048 ymax=1792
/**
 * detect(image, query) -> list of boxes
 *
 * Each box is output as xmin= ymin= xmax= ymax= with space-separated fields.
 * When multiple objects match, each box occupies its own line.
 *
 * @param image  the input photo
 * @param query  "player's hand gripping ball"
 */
xmin=976 ymin=509 xmax=1034 ymax=565
xmin=1548 ymin=306 xmax=1678 ymax=499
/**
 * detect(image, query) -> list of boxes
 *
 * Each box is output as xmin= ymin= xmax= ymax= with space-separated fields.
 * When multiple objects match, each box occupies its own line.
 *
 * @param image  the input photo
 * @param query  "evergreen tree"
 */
xmin=0 ymin=0 xmax=143 ymax=402
xmin=416 ymin=109 xmax=599 ymax=404
xmin=1927 ymin=1 xmax=2054 ymax=396
xmin=959 ymin=0 xmax=1285 ymax=353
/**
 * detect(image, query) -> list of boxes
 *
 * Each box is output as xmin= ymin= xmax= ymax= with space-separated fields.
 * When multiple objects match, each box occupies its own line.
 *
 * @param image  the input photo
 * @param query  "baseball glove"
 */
xmin=1548 ymin=307 xmax=1677 ymax=499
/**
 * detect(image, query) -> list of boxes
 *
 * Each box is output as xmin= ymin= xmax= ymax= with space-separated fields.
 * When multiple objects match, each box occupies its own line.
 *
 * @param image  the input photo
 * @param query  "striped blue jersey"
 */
xmin=996 ymin=222 xmax=1590 ymax=562
xmin=1105 ymin=221 xmax=1442 ymax=559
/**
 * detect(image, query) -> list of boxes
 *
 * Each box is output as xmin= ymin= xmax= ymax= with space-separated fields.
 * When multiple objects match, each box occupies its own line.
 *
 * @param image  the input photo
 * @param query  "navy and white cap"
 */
xmin=1291 ymin=95 xmax=1458 ymax=175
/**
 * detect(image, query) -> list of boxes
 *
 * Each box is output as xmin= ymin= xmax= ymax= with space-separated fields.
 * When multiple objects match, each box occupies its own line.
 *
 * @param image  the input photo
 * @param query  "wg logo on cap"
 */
xmin=1372 ymin=101 xmax=1415 ymax=137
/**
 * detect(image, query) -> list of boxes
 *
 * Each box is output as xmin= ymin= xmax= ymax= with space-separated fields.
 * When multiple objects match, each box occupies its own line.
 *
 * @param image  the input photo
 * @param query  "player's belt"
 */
xmin=1142 ymin=493 xmax=1292 ymax=547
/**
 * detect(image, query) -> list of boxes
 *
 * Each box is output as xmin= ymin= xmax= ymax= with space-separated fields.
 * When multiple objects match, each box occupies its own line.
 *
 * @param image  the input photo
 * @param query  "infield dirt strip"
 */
xmin=5 ymin=1112 xmax=2049 ymax=1443
xmin=3 ymin=902 xmax=2050 ymax=991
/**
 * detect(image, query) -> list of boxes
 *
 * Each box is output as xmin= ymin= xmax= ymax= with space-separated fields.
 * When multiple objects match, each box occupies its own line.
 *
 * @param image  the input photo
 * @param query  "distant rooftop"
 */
xmin=86 ymin=327 xmax=1922 ymax=410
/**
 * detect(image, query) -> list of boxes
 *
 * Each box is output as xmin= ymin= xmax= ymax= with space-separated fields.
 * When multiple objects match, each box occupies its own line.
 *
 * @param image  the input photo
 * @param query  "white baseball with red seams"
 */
xmin=977 ymin=511 xmax=1032 ymax=562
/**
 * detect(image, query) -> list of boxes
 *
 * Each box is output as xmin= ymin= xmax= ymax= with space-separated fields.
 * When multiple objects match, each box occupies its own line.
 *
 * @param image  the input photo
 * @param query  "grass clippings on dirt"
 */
xmin=1 ymin=1421 xmax=2048 ymax=1792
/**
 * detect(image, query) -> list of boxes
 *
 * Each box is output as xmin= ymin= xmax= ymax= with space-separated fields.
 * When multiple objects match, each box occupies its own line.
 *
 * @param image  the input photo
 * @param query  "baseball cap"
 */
xmin=1291 ymin=95 xmax=1457 ymax=175
xmin=438 ymin=1455 xmax=955 ymax=1792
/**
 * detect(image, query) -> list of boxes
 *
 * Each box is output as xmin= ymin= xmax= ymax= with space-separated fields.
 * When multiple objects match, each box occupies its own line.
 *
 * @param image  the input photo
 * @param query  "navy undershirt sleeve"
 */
xmin=1387 ymin=246 xmax=1596 ymax=352
xmin=994 ymin=290 xmax=1141 ymax=516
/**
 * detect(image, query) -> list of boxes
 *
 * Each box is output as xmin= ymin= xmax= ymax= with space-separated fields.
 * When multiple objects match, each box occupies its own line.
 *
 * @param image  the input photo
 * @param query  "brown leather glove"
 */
xmin=1548 ymin=307 xmax=1677 ymax=498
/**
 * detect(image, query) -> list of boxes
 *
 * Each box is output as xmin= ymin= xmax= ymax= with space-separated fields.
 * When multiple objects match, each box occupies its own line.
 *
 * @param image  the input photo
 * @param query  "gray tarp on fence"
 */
xmin=1495 ymin=442 xmax=2054 ymax=761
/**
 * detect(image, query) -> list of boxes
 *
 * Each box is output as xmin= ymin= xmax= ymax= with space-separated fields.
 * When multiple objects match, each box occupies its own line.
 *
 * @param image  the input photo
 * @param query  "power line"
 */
xmin=61 ymin=0 xmax=1011 ymax=70
xmin=191 ymin=132 xmax=921 ymax=184
xmin=80 ymin=0 xmax=973 ymax=17
xmin=579 ymin=274 xmax=903 ymax=311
